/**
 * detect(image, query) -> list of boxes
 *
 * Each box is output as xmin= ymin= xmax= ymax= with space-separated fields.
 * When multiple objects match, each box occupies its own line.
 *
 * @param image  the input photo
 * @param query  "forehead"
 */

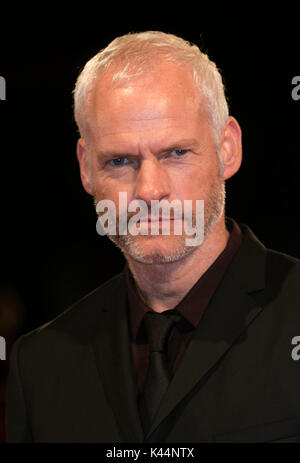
xmin=86 ymin=61 xmax=206 ymax=143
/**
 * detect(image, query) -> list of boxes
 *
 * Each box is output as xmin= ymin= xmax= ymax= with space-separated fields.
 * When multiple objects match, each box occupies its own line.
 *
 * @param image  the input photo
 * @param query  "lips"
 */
xmin=140 ymin=217 xmax=177 ymax=222
xmin=139 ymin=219 xmax=175 ymax=224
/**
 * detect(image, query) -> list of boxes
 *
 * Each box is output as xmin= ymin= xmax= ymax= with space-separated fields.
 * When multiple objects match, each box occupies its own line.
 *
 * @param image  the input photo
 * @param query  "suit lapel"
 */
xmin=92 ymin=274 xmax=144 ymax=442
xmin=145 ymin=225 xmax=267 ymax=439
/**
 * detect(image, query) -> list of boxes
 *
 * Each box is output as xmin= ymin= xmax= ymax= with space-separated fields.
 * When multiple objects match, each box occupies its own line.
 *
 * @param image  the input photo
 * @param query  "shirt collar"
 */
xmin=124 ymin=217 xmax=243 ymax=342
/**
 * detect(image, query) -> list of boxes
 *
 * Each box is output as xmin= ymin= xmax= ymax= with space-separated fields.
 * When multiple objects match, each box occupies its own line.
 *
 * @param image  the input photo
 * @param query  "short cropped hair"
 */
xmin=73 ymin=31 xmax=229 ymax=148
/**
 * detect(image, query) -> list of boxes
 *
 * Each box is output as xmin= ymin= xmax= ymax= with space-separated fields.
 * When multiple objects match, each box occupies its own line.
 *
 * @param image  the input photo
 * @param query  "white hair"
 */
xmin=73 ymin=31 xmax=229 ymax=148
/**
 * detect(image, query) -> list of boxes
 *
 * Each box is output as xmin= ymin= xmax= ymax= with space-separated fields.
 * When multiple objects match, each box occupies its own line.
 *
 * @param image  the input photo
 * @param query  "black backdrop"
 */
xmin=1 ymin=11 xmax=299 ymax=334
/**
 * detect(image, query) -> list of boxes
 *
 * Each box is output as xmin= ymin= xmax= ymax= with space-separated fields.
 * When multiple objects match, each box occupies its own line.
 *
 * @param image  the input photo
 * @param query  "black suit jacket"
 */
xmin=5 ymin=224 xmax=300 ymax=442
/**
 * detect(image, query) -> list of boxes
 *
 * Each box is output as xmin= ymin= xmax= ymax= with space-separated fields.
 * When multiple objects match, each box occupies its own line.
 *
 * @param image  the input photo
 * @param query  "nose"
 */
xmin=133 ymin=158 xmax=171 ymax=205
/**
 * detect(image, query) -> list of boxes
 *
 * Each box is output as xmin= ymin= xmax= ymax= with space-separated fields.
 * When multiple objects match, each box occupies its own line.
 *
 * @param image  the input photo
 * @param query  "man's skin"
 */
xmin=76 ymin=59 xmax=242 ymax=313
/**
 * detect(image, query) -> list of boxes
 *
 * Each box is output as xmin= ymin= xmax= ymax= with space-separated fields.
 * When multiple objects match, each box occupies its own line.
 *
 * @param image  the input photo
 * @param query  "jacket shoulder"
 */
xmin=265 ymin=246 xmax=300 ymax=282
xmin=21 ymin=270 xmax=126 ymax=343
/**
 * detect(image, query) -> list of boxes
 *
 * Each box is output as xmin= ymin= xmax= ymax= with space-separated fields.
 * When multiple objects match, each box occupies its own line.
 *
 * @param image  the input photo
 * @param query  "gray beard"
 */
xmin=100 ymin=179 xmax=226 ymax=265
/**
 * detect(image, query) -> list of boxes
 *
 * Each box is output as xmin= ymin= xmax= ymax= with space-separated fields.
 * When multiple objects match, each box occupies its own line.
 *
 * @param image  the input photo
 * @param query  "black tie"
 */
xmin=138 ymin=310 xmax=182 ymax=434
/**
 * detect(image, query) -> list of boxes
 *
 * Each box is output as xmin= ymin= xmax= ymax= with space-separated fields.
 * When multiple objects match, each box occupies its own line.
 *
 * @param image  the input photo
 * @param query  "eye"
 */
xmin=169 ymin=149 xmax=189 ymax=157
xmin=108 ymin=157 xmax=129 ymax=167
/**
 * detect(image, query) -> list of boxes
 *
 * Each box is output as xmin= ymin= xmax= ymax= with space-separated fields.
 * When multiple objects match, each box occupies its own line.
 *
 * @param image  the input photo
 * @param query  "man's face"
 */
xmin=78 ymin=61 xmax=226 ymax=264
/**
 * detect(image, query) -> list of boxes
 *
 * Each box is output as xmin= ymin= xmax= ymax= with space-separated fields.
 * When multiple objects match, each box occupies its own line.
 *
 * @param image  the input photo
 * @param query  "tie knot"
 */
xmin=143 ymin=311 xmax=182 ymax=353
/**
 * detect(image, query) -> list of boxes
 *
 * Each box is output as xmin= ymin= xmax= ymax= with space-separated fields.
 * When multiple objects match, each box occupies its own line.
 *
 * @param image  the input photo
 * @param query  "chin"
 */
xmin=109 ymin=234 xmax=198 ymax=264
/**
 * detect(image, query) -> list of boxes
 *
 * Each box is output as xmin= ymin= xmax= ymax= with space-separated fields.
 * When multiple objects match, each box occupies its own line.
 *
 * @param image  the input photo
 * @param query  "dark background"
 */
xmin=1 ymin=10 xmax=299 ymax=335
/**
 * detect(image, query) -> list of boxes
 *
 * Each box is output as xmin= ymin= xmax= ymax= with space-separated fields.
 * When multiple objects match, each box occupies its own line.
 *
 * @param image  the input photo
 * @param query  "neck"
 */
xmin=125 ymin=216 xmax=230 ymax=313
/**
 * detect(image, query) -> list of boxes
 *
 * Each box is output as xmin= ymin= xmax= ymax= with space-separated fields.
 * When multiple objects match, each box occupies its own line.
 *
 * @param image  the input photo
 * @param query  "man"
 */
xmin=6 ymin=31 xmax=300 ymax=442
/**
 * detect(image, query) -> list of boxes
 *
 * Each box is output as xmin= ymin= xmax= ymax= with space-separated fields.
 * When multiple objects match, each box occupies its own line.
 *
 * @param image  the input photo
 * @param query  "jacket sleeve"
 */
xmin=5 ymin=336 xmax=33 ymax=442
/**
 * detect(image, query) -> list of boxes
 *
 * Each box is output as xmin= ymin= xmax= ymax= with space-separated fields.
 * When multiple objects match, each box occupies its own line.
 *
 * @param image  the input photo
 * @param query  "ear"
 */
xmin=220 ymin=116 xmax=242 ymax=180
xmin=76 ymin=138 xmax=94 ymax=195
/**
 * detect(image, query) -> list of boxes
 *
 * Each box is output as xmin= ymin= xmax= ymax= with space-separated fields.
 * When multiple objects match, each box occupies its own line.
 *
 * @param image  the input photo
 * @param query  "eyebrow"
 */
xmin=97 ymin=138 xmax=199 ymax=160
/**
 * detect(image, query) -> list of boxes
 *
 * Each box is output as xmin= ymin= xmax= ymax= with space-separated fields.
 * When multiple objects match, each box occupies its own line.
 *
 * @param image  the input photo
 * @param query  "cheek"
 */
xmin=94 ymin=186 xmax=117 ymax=204
xmin=178 ymin=165 xmax=217 ymax=199
xmin=93 ymin=184 xmax=132 ymax=218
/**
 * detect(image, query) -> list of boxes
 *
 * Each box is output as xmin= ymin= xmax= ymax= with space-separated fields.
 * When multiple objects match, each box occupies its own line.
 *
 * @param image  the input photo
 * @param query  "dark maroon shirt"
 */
xmin=124 ymin=218 xmax=243 ymax=398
